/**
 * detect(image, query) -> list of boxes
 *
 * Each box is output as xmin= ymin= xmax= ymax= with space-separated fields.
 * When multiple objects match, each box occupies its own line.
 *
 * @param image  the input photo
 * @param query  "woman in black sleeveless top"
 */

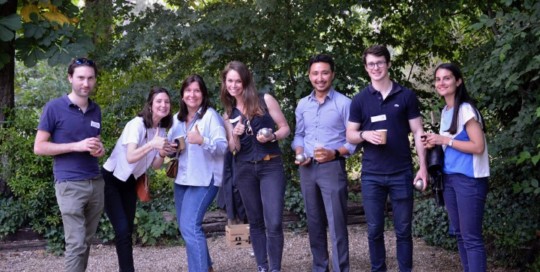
xmin=220 ymin=61 xmax=290 ymax=272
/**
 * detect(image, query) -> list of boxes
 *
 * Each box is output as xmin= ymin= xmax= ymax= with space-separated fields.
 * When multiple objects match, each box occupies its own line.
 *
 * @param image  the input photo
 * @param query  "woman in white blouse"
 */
xmin=102 ymin=87 xmax=175 ymax=272
xmin=167 ymin=75 xmax=227 ymax=272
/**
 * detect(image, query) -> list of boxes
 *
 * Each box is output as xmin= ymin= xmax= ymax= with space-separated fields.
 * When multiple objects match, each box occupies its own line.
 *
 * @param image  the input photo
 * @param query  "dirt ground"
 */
xmin=0 ymin=225 xmax=515 ymax=272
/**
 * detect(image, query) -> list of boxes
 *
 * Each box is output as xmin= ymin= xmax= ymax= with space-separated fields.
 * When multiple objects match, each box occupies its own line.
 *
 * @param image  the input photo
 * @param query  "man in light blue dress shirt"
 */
xmin=292 ymin=54 xmax=356 ymax=272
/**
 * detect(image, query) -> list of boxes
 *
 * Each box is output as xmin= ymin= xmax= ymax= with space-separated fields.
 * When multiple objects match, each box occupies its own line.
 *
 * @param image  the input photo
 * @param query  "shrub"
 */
xmin=413 ymin=198 xmax=456 ymax=251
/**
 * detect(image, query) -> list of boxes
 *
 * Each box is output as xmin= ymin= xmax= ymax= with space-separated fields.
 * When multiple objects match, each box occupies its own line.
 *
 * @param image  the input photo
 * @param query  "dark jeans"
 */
xmin=443 ymin=174 xmax=488 ymax=272
xmin=361 ymin=169 xmax=414 ymax=272
xmin=103 ymin=168 xmax=137 ymax=272
xmin=299 ymin=159 xmax=349 ymax=272
xmin=235 ymin=157 xmax=286 ymax=271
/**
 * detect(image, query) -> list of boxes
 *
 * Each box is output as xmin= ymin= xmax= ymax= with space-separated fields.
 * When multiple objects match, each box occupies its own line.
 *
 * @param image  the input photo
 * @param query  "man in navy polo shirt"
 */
xmin=34 ymin=58 xmax=105 ymax=272
xmin=346 ymin=45 xmax=427 ymax=272
xmin=293 ymin=54 xmax=356 ymax=272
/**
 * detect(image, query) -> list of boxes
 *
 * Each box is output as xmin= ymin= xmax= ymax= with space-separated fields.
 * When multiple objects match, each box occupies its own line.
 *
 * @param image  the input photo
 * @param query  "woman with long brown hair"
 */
xmin=220 ymin=61 xmax=290 ymax=272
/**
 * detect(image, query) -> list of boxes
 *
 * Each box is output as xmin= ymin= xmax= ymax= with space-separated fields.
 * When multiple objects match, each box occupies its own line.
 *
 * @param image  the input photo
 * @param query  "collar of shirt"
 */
xmin=307 ymin=88 xmax=337 ymax=103
xmin=63 ymin=94 xmax=95 ymax=111
xmin=367 ymin=81 xmax=402 ymax=97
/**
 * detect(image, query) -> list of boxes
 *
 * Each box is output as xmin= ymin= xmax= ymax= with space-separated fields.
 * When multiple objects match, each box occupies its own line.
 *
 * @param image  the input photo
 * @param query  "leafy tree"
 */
xmin=0 ymin=0 xmax=93 ymax=124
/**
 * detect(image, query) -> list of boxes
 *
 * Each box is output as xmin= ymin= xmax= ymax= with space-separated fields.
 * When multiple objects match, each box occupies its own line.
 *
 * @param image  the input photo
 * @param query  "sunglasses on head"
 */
xmin=74 ymin=58 xmax=95 ymax=66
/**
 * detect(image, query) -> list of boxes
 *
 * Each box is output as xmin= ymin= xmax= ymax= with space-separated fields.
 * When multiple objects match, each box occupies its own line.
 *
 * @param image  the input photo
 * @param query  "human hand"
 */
xmin=295 ymin=153 xmax=311 ymax=166
xmin=77 ymin=137 xmax=102 ymax=153
xmin=149 ymin=128 xmax=168 ymax=149
xmin=364 ymin=130 xmax=385 ymax=145
xmin=314 ymin=146 xmax=332 ymax=163
xmin=256 ymin=128 xmax=273 ymax=143
xmin=421 ymin=134 xmax=434 ymax=149
xmin=425 ymin=133 xmax=449 ymax=146
xmin=232 ymin=116 xmax=245 ymax=136
xmin=187 ymin=125 xmax=204 ymax=145
xmin=414 ymin=170 xmax=429 ymax=191
xmin=89 ymin=138 xmax=105 ymax=157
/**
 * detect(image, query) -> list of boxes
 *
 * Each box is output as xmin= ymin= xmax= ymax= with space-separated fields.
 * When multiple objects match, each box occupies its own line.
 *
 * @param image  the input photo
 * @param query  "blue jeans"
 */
xmin=235 ymin=157 xmax=286 ymax=271
xmin=443 ymin=174 xmax=488 ymax=272
xmin=103 ymin=168 xmax=137 ymax=272
xmin=361 ymin=169 xmax=414 ymax=272
xmin=174 ymin=180 xmax=218 ymax=272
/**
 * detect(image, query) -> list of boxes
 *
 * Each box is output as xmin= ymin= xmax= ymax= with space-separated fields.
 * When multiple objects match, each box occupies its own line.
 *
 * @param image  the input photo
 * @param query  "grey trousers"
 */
xmin=300 ymin=159 xmax=350 ymax=272
xmin=55 ymin=177 xmax=104 ymax=272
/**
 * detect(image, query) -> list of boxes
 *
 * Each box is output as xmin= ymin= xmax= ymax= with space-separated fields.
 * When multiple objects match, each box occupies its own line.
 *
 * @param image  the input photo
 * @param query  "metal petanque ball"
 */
xmin=258 ymin=128 xmax=273 ymax=138
xmin=414 ymin=179 xmax=424 ymax=191
xmin=295 ymin=153 xmax=307 ymax=163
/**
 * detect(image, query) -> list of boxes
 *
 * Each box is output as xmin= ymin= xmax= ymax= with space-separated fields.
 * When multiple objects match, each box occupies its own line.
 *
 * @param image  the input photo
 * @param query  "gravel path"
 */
xmin=0 ymin=225 xmax=513 ymax=272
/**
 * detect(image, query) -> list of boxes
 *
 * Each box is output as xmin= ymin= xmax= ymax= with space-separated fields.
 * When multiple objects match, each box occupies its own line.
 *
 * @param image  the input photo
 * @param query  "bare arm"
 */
xmin=34 ymin=130 xmax=104 ymax=157
xmin=346 ymin=121 xmax=363 ymax=144
xmin=260 ymin=93 xmax=290 ymax=142
xmin=126 ymin=129 xmax=169 ymax=164
xmin=426 ymin=119 xmax=485 ymax=154
xmin=409 ymin=117 xmax=428 ymax=189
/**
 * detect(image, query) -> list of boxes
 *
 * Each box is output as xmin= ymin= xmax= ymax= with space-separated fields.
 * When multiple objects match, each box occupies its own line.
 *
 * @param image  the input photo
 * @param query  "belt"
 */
xmin=249 ymin=154 xmax=280 ymax=163
xmin=310 ymin=157 xmax=345 ymax=165
xmin=55 ymin=175 xmax=102 ymax=183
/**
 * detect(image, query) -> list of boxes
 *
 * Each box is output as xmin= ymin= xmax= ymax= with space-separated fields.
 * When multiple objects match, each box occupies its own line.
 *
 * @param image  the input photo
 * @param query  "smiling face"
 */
xmin=68 ymin=66 xmax=96 ymax=98
xmin=309 ymin=62 xmax=334 ymax=94
xmin=364 ymin=54 xmax=390 ymax=82
xmin=151 ymin=92 xmax=171 ymax=120
xmin=182 ymin=81 xmax=203 ymax=112
xmin=435 ymin=68 xmax=462 ymax=98
xmin=225 ymin=69 xmax=244 ymax=98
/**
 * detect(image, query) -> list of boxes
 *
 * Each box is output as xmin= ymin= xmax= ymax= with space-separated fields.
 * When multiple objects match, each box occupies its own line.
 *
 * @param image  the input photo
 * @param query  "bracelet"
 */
xmin=359 ymin=131 xmax=365 ymax=141
xmin=158 ymin=152 xmax=166 ymax=158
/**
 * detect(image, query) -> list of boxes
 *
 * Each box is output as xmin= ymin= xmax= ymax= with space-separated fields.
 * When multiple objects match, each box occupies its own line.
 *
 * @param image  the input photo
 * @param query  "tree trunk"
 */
xmin=0 ymin=0 xmax=17 ymax=196
xmin=0 ymin=0 xmax=17 ymax=125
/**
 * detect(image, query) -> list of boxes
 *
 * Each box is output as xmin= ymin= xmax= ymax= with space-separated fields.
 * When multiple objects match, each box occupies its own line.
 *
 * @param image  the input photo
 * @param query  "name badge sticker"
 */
xmin=91 ymin=121 xmax=101 ymax=129
xmin=371 ymin=114 xmax=387 ymax=123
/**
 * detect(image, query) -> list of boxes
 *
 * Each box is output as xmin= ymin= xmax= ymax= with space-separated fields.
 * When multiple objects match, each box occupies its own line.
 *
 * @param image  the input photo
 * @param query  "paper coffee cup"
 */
xmin=376 ymin=129 xmax=387 ymax=144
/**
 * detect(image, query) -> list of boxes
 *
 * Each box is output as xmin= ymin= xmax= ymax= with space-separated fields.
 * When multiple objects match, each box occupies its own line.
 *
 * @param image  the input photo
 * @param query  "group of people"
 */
xmin=34 ymin=44 xmax=489 ymax=272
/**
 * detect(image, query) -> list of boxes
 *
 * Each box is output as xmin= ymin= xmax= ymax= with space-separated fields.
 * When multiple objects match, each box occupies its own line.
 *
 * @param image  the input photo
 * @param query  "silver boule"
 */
xmin=258 ymin=128 xmax=273 ymax=138
xmin=414 ymin=179 xmax=424 ymax=191
xmin=295 ymin=153 xmax=307 ymax=163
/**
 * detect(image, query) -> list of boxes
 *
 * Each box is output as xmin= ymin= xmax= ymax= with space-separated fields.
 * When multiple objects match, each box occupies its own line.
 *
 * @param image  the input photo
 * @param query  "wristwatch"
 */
xmin=448 ymin=138 xmax=454 ymax=147
xmin=334 ymin=149 xmax=340 ymax=158
xmin=271 ymin=133 xmax=277 ymax=142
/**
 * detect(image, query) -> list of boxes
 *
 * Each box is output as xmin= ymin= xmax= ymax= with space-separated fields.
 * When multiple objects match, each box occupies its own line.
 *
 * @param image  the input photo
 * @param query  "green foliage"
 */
xmin=0 ymin=13 xmax=22 ymax=41
xmin=283 ymin=181 xmax=306 ymax=230
xmin=0 ymin=106 xmax=65 ymax=253
xmin=412 ymin=199 xmax=456 ymax=251
xmin=135 ymin=199 xmax=179 ymax=246
xmin=465 ymin=0 xmax=540 ymax=187
xmin=15 ymin=60 xmax=69 ymax=107
xmin=0 ymin=1 xmax=95 ymax=69
xmin=0 ymin=197 xmax=27 ymax=239
xmin=483 ymin=188 xmax=540 ymax=267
